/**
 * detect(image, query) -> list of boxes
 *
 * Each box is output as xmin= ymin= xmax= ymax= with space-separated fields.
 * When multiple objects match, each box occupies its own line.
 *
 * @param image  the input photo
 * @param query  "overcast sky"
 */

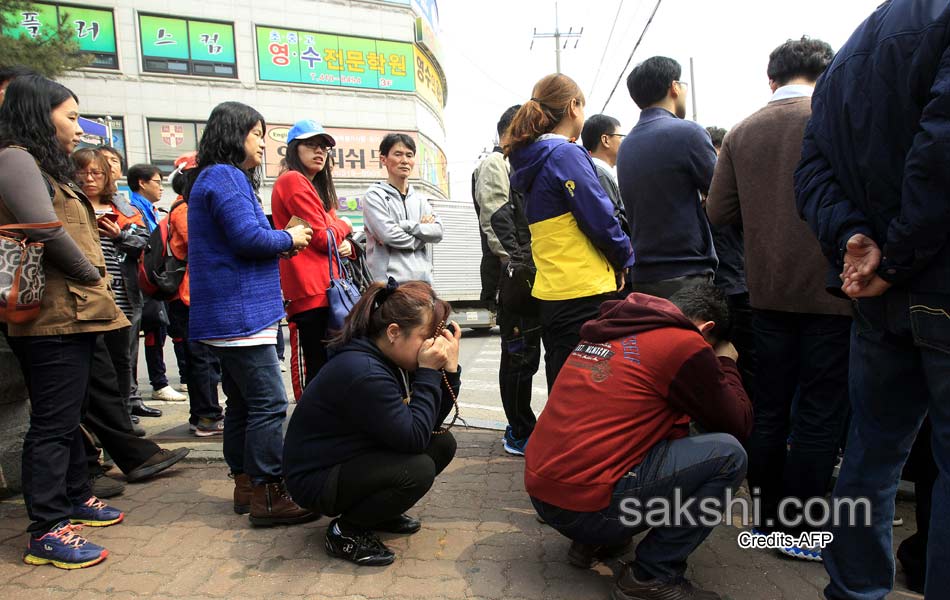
xmin=438 ymin=0 xmax=885 ymax=203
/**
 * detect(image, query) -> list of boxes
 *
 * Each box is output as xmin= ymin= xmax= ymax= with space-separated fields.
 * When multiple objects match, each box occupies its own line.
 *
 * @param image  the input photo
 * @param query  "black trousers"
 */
xmin=10 ymin=333 xmax=96 ymax=533
xmin=630 ymin=274 xmax=712 ymax=300
xmin=84 ymin=335 xmax=159 ymax=474
xmin=143 ymin=322 xmax=169 ymax=391
xmin=538 ymin=292 xmax=615 ymax=391
xmin=127 ymin=305 xmax=144 ymax=402
xmin=728 ymin=292 xmax=756 ymax=394
xmin=290 ymin=307 xmax=331 ymax=387
xmin=745 ymin=309 xmax=851 ymax=533
xmin=102 ymin=325 xmax=134 ymax=402
xmin=317 ymin=433 xmax=456 ymax=529
xmin=168 ymin=300 xmax=223 ymax=424
xmin=497 ymin=301 xmax=542 ymax=440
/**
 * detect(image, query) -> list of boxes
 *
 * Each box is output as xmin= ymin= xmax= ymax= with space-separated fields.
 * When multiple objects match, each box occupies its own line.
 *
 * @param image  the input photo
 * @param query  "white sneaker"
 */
xmin=152 ymin=386 xmax=187 ymax=402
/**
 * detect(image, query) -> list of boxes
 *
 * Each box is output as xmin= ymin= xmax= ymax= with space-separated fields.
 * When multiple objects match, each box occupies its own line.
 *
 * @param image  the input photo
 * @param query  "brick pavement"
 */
xmin=0 ymin=428 xmax=923 ymax=600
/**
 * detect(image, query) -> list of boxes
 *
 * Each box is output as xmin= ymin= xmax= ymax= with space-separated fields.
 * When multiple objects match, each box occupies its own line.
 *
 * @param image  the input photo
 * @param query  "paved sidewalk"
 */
xmin=0 ymin=428 xmax=923 ymax=600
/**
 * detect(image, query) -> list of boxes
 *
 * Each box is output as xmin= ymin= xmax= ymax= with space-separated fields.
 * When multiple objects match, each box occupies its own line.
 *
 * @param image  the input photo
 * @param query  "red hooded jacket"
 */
xmin=524 ymin=293 xmax=753 ymax=512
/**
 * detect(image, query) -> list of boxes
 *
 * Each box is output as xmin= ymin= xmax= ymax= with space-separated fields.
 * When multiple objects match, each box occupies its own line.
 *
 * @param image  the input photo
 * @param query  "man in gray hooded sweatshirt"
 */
xmin=362 ymin=133 xmax=443 ymax=284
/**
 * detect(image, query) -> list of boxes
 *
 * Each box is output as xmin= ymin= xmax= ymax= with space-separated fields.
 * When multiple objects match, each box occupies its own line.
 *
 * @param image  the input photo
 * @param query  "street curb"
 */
xmin=151 ymin=424 xmax=508 ymax=464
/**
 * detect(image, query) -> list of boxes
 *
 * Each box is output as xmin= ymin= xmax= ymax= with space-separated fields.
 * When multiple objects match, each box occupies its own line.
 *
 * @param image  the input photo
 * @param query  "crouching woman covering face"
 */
xmin=283 ymin=279 xmax=461 ymax=566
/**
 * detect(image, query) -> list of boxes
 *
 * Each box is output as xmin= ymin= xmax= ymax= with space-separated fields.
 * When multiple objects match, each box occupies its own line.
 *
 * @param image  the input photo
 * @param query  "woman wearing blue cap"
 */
xmin=271 ymin=120 xmax=354 ymax=396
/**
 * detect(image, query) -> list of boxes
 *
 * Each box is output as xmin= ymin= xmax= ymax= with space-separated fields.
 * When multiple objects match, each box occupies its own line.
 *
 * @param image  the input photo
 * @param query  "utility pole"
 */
xmin=530 ymin=0 xmax=583 ymax=74
xmin=689 ymin=57 xmax=698 ymax=121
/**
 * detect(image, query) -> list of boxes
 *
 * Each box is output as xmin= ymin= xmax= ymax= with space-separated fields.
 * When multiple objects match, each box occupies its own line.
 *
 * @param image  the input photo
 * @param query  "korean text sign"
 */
xmin=3 ymin=2 xmax=117 ymax=67
xmin=256 ymin=26 xmax=415 ymax=91
xmin=413 ymin=45 xmax=445 ymax=110
xmin=139 ymin=14 xmax=236 ymax=65
xmin=264 ymin=125 xmax=447 ymax=198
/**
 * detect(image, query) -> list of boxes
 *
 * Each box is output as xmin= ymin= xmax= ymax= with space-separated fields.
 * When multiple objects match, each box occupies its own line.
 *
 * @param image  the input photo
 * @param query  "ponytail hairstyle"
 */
xmin=503 ymin=73 xmax=585 ymax=157
xmin=329 ymin=279 xmax=451 ymax=349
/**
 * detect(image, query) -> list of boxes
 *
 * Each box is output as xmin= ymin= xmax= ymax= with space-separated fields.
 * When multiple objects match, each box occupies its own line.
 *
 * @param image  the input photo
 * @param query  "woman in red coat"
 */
xmin=271 ymin=120 xmax=353 ymax=399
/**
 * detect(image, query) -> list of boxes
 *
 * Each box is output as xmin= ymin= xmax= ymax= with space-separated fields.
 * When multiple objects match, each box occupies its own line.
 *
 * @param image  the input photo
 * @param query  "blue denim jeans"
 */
xmin=167 ymin=301 xmax=222 ymax=425
xmin=532 ymin=433 xmax=747 ymax=583
xmin=824 ymin=290 xmax=950 ymax=600
xmin=211 ymin=344 xmax=289 ymax=485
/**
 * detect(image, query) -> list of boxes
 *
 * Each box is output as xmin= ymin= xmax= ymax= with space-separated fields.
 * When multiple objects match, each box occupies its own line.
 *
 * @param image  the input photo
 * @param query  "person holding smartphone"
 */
xmin=283 ymin=279 xmax=461 ymax=566
xmin=73 ymin=148 xmax=150 ymax=424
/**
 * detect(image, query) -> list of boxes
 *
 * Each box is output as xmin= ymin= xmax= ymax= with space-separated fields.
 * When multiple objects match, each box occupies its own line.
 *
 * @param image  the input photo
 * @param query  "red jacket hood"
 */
xmin=579 ymin=293 xmax=699 ymax=342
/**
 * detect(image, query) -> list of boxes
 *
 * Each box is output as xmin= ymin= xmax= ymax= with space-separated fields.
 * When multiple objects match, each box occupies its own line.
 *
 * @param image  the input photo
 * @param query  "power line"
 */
xmin=587 ymin=0 xmax=626 ymax=100
xmin=530 ymin=0 xmax=583 ymax=74
xmin=599 ymin=0 xmax=663 ymax=113
xmin=452 ymin=46 xmax=525 ymax=99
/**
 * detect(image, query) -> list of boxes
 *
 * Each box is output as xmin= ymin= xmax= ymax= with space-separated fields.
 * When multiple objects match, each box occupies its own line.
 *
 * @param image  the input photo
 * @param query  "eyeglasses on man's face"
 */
xmin=149 ymin=177 xmax=163 ymax=184
xmin=674 ymin=80 xmax=689 ymax=90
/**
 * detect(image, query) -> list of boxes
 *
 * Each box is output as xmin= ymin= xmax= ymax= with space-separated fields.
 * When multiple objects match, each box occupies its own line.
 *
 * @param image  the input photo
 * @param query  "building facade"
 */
xmin=6 ymin=0 xmax=490 ymax=316
xmin=5 ymin=0 xmax=448 ymax=230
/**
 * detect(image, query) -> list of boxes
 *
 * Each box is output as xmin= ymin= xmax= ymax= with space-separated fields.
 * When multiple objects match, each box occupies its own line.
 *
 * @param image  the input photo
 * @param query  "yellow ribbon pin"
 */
xmin=565 ymin=180 xmax=576 ymax=197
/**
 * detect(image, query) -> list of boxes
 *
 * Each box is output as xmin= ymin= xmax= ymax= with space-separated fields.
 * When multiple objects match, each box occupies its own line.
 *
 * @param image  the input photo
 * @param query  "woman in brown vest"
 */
xmin=0 ymin=75 xmax=128 ymax=569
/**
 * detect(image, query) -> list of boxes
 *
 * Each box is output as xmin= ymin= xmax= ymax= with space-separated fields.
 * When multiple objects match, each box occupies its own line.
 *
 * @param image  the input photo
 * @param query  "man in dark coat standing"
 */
xmin=795 ymin=1 xmax=950 ymax=597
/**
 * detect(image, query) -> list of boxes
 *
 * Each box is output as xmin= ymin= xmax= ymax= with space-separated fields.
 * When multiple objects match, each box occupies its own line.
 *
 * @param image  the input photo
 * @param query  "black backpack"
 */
xmin=137 ymin=201 xmax=186 ymax=301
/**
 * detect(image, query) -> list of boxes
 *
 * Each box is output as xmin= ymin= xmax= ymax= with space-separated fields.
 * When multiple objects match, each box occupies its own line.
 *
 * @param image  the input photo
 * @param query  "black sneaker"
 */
xmin=374 ymin=514 xmax=421 ymax=535
xmin=612 ymin=563 xmax=721 ymax=600
xmin=325 ymin=518 xmax=395 ymax=566
xmin=126 ymin=448 xmax=190 ymax=483
xmin=568 ymin=538 xmax=632 ymax=568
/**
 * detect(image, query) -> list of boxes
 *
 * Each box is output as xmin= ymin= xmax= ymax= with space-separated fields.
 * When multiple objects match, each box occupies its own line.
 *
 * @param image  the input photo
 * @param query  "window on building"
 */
xmin=146 ymin=119 xmax=206 ymax=172
xmin=139 ymin=14 xmax=237 ymax=78
xmin=2 ymin=2 xmax=119 ymax=69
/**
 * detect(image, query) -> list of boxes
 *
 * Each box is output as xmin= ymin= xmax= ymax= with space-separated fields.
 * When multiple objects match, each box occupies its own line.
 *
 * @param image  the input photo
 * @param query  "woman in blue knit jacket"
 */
xmin=186 ymin=101 xmax=314 ymax=527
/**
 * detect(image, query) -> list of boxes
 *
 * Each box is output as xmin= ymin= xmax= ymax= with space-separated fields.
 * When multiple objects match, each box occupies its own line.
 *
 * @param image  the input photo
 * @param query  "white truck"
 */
xmin=428 ymin=197 xmax=495 ymax=330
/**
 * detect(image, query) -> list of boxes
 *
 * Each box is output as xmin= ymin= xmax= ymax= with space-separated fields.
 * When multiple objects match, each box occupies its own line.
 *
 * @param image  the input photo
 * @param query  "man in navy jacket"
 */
xmin=617 ymin=56 xmax=718 ymax=299
xmin=794 ymin=1 xmax=950 ymax=598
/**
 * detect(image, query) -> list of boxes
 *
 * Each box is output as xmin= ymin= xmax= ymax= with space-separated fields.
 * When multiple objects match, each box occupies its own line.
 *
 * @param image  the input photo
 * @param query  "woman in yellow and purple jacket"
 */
xmin=506 ymin=73 xmax=634 ymax=392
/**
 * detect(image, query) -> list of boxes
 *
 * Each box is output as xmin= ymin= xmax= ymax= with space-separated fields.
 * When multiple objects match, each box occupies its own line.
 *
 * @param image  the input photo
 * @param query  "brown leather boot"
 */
xmin=249 ymin=480 xmax=318 ymax=527
xmin=232 ymin=473 xmax=252 ymax=515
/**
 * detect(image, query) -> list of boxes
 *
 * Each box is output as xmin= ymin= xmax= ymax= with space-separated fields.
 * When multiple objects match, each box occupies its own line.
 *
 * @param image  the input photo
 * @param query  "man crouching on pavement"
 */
xmin=525 ymin=284 xmax=752 ymax=600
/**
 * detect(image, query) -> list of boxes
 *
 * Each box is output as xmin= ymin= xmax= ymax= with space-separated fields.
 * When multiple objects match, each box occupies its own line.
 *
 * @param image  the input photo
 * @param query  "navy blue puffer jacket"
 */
xmin=795 ymin=0 xmax=950 ymax=294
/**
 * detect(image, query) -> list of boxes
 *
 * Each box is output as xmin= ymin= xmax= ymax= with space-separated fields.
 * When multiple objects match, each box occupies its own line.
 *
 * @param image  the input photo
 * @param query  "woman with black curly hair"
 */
xmin=186 ymin=101 xmax=316 ymax=527
xmin=0 ymin=74 xmax=128 ymax=569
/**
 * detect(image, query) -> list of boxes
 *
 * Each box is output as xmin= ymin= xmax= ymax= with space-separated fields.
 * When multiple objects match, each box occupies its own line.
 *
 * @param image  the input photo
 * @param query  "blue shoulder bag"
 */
xmin=326 ymin=231 xmax=362 ymax=331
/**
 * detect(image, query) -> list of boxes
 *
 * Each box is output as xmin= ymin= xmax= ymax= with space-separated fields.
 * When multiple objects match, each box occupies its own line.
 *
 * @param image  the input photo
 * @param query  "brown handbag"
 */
xmin=0 ymin=221 xmax=61 ymax=323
